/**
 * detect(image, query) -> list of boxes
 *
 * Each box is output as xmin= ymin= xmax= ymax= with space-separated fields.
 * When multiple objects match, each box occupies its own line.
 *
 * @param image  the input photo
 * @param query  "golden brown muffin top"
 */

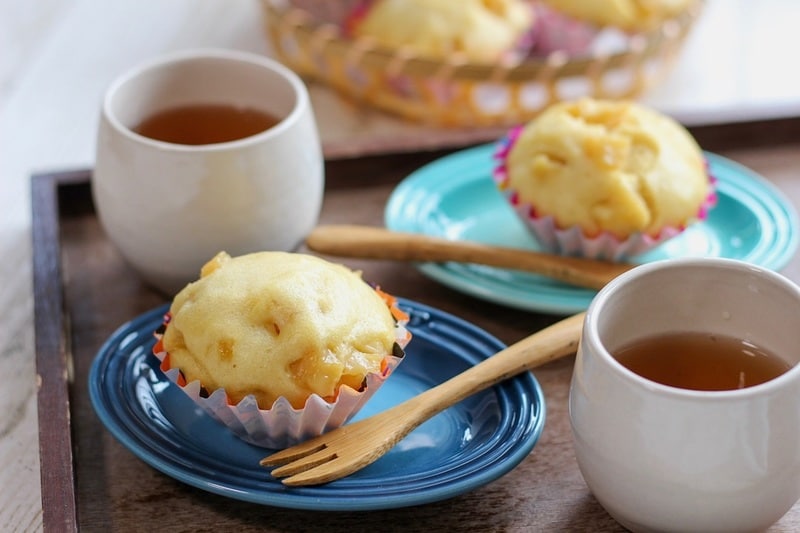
xmin=163 ymin=251 xmax=397 ymax=409
xmin=506 ymin=98 xmax=708 ymax=238
xmin=540 ymin=0 xmax=694 ymax=31
xmin=353 ymin=0 xmax=534 ymax=62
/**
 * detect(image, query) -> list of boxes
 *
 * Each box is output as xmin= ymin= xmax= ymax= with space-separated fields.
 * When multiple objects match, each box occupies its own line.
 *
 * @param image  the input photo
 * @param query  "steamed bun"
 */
xmin=504 ymin=98 xmax=709 ymax=239
xmin=162 ymin=251 xmax=398 ymax=409
xmin=352 ymin=0 xmax=534 ymax=62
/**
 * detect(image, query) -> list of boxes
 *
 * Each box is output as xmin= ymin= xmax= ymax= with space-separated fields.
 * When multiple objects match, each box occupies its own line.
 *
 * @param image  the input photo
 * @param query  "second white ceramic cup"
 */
xmin=570 ymin=257 xmax=800 ymax=533
xmin=93 ymin=49 xmax=324 ymax=295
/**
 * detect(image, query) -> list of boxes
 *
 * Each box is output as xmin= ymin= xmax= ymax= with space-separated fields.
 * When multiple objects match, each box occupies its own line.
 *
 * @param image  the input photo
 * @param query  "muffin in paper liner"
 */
xmin=343 ymin=0 xmax=537 ymax=64
xmin=492 ymin=124 xmax=718 ymax=261
xmin=528 ymin=0 xmax=694 ymax=57
xmin=152 ymin=287 xmax=411 ymax=449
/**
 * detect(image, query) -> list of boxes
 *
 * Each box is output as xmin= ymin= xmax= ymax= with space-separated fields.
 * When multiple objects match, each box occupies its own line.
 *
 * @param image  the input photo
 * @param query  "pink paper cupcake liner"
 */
xmin=153 ymin=287 xmax=411 ymax=449
xmin=529 ymin=3 xmax=599 ymax=57
xmin=493 ymin=125 xmax=718 ymax=261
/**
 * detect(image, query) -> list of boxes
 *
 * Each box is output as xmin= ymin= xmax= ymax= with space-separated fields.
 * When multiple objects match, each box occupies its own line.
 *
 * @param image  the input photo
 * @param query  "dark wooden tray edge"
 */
xmin=31 ymin=169 xmax=91 ymax=533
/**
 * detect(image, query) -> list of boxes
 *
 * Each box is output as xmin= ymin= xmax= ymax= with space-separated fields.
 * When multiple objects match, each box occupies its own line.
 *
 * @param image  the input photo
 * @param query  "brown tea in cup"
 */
xmin=93 ymin=49 xmax=324 ymax=295
xmin=133 ymin=103 xmax=280 ymax=145
xmin=614 ymin=332 xmax=792 ymax=391
xmin=571 ymin=258 xmax=800 ymax=532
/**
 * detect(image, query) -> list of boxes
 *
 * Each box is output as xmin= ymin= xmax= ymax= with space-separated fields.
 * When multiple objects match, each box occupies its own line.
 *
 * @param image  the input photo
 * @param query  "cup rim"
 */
xmin=101 ymin=48 xmax=309 ymax=152
xmin=584 ymin=257 xmax=800 ymax=399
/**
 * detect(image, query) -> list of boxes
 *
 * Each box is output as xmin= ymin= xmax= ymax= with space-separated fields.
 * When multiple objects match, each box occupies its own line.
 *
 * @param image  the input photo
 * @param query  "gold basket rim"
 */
xmin=263 ymin=0 xmax=703 ymax=82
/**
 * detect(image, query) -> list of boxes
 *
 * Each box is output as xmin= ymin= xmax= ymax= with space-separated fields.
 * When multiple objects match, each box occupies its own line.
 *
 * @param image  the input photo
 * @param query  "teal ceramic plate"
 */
xmin=385 ymin=145 xmax=799 ymax=315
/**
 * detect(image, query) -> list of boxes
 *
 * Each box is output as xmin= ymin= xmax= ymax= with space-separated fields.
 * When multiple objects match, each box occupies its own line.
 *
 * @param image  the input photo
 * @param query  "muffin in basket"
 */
xmin=153 ymin=251 xmax=411 ymax=448
xmin=347 ymin=0 xmax=535 ymax=62
xmin=530 ymin=0 xmax=697 ymax=55
xmin=539 ymin=0 xmax=695 ymax=32
xmin=493 ymin=97 xmax=716 ymax=260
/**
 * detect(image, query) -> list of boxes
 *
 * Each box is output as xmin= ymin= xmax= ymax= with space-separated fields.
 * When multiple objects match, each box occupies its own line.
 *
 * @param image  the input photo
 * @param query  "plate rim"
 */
xmin=88 ymin=300 xmax=546 ymax=511
xmin=385 ymin=144 xmax=800 ymax=314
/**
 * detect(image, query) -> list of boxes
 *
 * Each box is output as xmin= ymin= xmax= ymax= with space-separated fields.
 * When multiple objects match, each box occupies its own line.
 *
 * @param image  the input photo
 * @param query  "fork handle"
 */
xmin=398 ymin=312 xmax=585 ymax=424
xmin=306 ymin=225 xmax=630 ymax=290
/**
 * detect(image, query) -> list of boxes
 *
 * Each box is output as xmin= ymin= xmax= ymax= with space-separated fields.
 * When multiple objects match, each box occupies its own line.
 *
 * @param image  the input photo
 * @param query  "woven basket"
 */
xmin=261 ymin=0 xmax=702 ymax=127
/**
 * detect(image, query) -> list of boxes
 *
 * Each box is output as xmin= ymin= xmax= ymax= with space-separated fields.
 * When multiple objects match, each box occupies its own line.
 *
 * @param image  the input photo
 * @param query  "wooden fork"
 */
xmin=306 ymin=225 xmax=633 ymax=290
xmin=260 ymin=312 xmax=585 ymax=486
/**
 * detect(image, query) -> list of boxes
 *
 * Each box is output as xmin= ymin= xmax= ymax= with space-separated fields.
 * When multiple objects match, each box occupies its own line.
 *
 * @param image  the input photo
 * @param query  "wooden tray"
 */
xmin=31 ymin=139 xmax=800 ymax=530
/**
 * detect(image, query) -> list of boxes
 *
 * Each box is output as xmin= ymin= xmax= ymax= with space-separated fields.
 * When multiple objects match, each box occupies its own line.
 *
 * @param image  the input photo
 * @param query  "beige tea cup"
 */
xmin=570 ymin=257 xmax=800 ymax=532
xmin=93 ymin=48 xmax=324 ymax=295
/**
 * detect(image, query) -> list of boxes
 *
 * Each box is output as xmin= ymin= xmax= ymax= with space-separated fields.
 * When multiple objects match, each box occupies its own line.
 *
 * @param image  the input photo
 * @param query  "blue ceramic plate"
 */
xmin=89 ymin=300 xmax=544 ymax=511
xmin=385 ymin=146 xmax=799 ymax=314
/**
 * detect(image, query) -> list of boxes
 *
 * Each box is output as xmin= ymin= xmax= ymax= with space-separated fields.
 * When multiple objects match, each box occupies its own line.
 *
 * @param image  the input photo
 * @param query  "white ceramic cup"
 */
xmin=570 ymin=257 xmax=800 ymax=533
xmin=93 ymin=49 xmax=324 ymax=295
